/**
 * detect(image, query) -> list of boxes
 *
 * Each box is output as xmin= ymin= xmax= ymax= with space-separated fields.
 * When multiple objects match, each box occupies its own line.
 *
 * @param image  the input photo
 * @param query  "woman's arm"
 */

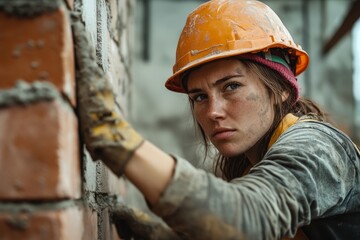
xmin=124 ymin=140 xmax=176 ymax=205
xmin=146 ymin=122 xmax=359 ymax=240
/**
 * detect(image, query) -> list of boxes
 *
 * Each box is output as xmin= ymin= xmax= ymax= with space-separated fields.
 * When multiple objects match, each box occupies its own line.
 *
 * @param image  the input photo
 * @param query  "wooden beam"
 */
xmin=322 ymin=0 xmax=360 ymax=56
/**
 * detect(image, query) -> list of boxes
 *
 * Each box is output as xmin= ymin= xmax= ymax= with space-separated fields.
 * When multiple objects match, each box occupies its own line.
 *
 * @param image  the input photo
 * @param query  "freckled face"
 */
xmin=187 ymin=59 xmax=274 ymax=159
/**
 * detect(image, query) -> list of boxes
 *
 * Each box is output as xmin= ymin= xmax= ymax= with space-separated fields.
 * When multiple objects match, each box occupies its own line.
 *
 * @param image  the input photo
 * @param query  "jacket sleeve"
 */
xmin=150 ymin=122 xmax=359 ymax=240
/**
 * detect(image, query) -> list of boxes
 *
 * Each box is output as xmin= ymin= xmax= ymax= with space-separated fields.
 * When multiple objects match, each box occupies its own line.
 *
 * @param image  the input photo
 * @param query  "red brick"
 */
xmin=0 ymin=205 xmax=92 ymax=240
xmin=0 ymin=6 xmax=76 ymax=105
xmin=0 ymin=100 xmax=80 ymax=200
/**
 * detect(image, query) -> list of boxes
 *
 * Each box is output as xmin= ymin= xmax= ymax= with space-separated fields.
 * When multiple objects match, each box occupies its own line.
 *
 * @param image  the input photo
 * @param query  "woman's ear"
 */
xmin=281 ymin=91 xmax=290 ymax=102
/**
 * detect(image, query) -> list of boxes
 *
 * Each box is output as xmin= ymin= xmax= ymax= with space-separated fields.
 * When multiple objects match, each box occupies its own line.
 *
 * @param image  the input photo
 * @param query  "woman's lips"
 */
xmin=211 ymin=128 xmax=236 ymax=141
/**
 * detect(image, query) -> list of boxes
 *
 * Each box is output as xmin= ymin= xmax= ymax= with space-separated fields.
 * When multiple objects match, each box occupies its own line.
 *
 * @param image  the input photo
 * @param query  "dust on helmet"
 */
xmin=165 ymin=0 xmax=309 ymax=93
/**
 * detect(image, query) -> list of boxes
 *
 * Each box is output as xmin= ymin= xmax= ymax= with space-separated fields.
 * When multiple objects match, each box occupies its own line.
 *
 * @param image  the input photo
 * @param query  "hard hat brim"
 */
xmin=165 ymin=44 xmax=309 ymax=93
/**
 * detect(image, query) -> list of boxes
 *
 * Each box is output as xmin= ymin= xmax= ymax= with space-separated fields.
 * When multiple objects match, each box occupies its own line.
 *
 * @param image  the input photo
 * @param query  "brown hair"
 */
xmin=186 ymin=60 xmax=328 ymax=181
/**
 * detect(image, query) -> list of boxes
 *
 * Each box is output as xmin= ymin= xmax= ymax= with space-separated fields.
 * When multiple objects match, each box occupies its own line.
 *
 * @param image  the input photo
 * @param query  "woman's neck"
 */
xmin=244 ymin=140 xmax=263 ymax=166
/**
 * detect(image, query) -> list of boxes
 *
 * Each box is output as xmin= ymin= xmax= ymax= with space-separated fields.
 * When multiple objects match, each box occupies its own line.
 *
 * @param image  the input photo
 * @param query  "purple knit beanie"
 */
xmin=239 ymin=53 xmax=300 ymax=105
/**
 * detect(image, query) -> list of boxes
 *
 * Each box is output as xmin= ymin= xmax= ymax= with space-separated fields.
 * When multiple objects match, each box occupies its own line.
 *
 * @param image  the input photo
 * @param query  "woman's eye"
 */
xmin=225 ymin=83 xmax=240 ymax=91
xmin=192 ymin=94 xmax=207 ymax=102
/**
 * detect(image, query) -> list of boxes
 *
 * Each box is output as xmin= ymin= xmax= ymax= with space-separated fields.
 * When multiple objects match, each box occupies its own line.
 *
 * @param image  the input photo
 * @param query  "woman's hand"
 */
xmin=112 ymin=204 xmax=180 ymax=240
xmin=77 ymin=80 xmax=144 ymax=176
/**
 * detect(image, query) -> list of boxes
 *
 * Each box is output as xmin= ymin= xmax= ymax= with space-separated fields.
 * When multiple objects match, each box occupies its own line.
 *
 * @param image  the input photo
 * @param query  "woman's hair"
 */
xmin=185 ymin=59 xmax=328 ymax=181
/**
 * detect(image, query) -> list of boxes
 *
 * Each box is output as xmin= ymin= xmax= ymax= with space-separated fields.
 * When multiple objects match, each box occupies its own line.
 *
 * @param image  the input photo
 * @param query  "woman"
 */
xmin=76 ymin=0 xmax=360 ymax=239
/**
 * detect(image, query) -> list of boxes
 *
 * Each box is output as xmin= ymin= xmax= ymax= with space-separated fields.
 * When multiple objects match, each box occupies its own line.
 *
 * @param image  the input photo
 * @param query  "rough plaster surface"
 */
xmin=0 ymin=81 xmax=61 ymax=107
xmin=96 ymin=0 xmax=109 ymax=71
xmin=80 ymin=0 xmax=97 ymax=47
xmin=0 ymin=200 xmax=80 ymax=213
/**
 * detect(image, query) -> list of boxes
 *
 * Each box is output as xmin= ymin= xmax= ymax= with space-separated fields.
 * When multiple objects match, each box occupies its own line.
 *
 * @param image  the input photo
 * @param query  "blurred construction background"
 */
xmin=0 ymin=0 xmax=359 ymax=239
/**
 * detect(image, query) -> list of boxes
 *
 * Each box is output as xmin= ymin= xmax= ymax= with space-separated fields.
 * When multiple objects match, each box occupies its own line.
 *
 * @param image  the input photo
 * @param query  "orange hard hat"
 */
xmin=165 ymin=0 xmax=309 ymax=93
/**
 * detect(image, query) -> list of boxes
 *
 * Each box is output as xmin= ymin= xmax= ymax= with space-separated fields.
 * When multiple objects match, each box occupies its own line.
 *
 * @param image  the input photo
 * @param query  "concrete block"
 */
xmin=82 ymin=148 xmax=98 ymax=193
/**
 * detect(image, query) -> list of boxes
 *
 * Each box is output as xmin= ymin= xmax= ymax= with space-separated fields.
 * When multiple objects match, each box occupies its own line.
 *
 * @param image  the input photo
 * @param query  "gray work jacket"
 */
xmin=151 ymin=121 xmax=360 ymax=240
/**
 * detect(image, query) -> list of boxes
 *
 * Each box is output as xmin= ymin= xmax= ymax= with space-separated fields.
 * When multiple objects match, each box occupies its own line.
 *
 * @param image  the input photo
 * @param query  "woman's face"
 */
xmin=187 ymin=59 xmax=275 ymax=161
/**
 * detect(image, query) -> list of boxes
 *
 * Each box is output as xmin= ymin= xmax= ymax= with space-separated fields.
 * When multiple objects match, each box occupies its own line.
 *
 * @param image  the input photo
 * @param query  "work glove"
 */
xmin=72 ymin=12 xmax=144 ymax=176
xmin=112 ymin=205 xmax=181 ymax=240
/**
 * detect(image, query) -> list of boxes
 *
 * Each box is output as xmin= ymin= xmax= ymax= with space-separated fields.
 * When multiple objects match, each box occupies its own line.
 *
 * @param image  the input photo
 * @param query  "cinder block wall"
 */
xmin=0 ymin=0 xmax=134 ymax=239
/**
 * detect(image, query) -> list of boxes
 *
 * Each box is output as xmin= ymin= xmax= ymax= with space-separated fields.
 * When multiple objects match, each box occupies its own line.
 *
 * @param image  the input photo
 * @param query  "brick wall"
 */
xmin=0 ymin=0 xmax=135 ymax=239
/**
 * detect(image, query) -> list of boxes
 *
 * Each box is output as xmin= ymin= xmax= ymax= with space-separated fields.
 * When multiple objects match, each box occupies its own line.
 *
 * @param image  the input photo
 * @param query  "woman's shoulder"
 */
xmin=275 ymin=119 xmax=359 ymax=163
xmin=292 ymin=119 xmax=352 ymax=145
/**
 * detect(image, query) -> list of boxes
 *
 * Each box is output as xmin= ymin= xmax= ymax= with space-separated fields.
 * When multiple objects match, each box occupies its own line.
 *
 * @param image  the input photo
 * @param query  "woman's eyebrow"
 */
xmin=188 ymin=74 xmax=243 ymax=94
xmin=187 ymin=88 xmax=201 ymax=94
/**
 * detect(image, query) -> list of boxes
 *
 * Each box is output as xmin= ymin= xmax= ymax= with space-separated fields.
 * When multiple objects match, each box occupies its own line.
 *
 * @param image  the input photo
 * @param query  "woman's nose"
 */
xmin=207 ymin=97 xmax=225 ymax=120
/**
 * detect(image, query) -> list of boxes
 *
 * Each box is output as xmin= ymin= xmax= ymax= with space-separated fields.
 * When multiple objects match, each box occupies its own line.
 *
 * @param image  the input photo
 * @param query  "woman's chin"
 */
xmin=217 ymin=148 xmax=244 ymax=158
